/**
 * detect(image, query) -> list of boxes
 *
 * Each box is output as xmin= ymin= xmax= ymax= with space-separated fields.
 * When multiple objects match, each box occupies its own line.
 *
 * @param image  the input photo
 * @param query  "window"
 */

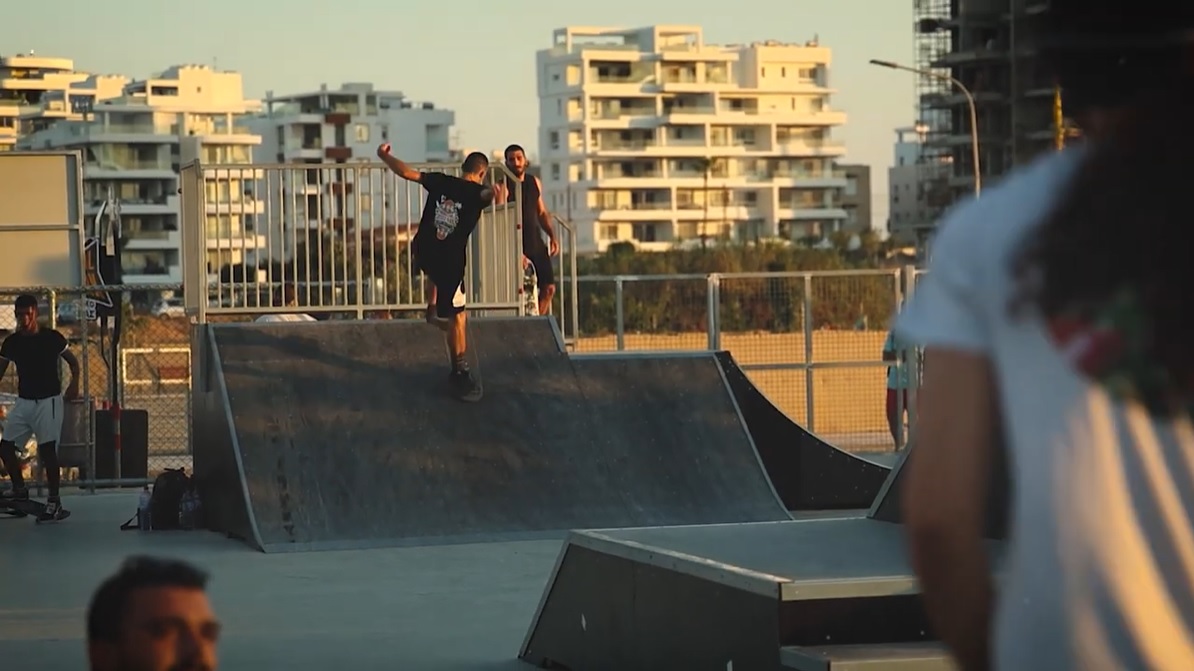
xmin=549 ymin=131 xmax=560 ymax=150
xmin=551 ymin=163 xmax=561 ymax=181
xmin=354 ymin=124 xmax=370 ymax=143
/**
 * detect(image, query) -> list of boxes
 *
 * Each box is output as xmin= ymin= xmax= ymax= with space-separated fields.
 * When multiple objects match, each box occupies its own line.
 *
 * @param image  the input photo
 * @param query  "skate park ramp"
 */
xmin=714 ymin=352 xmax=891 ymax=511
xmin=868 ymin=435 xmax=1013 ymax=541
xmin=191 ymin=317 xmax=791 ymax=552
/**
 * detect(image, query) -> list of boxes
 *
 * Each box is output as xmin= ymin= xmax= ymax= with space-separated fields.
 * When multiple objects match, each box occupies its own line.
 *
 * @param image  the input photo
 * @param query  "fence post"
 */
xmin=901 ymin=264 xmax=921 ymax=449
xmin=706 ymin=273 xmax=721 ymax=351
xmin=802 ymin=274 xmax=815 ymax=432
xmin=615 ymin=277 xmax=625 ymax=351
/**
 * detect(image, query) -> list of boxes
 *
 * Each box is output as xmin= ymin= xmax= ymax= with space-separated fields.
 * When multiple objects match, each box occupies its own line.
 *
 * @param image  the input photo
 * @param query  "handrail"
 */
xmin=553 ymin=214 xmax=580 ymax=347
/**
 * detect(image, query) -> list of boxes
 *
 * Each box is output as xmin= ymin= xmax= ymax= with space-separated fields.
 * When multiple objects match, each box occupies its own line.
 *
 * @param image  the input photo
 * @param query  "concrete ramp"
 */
xmin=192 ymin=318 xmax=790 ymax=552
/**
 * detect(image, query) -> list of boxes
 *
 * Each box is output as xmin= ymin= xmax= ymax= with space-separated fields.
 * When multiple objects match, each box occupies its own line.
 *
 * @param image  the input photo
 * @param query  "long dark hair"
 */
xmin=1008 ymin=6 xmax=1194 ymax=415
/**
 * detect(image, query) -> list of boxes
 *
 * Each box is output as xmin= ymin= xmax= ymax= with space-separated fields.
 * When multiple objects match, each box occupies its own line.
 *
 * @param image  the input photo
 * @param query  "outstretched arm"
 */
xmin=533 ymin=176 xmax=559 ymax=256
xmin=0 ymin=358 xmax=8 ymax=384
xmin=376 ymin=143 xmax=423 ymax=182
xmin=60 ymin=349 xmax=80 ymax=400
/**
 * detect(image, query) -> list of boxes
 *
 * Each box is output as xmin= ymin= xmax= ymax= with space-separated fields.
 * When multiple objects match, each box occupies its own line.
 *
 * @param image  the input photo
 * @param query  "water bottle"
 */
xmin=138 ymin=485 xmax=152 ymax=531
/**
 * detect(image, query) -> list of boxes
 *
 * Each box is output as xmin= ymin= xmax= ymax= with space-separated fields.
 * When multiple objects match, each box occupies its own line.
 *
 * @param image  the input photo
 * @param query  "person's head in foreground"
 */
xmin=460 ymin=151 xmax=489 ymax=183
xmin=895 ymin=1 xmax=1194 ymax=670
xmin=87 ymin=556 xmax=220 ymax=671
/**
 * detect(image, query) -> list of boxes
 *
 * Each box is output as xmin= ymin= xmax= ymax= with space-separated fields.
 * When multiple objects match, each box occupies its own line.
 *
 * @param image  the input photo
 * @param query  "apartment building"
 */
xmin=914 ymin=0 xmax=1078 ymax=218
xmin=0 ymin=52 xmax=92 ymax=151
xmin=20 ymin=73 xmax=129 ymax=136
xmin=838 ymin=164 xmax=872 ymax=233
xmin=247 ymin=82 xmax=457 ymax=257
xmin=17 ymin=65 xmax=264 ymax=293
xmin=536 ymin=25 xmax=849 ymax=253
xmin=886 ymin=124 xmax=946 ymax=247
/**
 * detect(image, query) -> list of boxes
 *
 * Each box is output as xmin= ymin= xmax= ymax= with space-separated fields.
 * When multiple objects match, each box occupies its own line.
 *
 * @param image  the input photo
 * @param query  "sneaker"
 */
xmin=449 ymin=368 xmax=482 ymax=401
xmin=37 ymin=498 xmax=70 ymax=522
xmin=0 ymin=487 xmax=29 ymax=501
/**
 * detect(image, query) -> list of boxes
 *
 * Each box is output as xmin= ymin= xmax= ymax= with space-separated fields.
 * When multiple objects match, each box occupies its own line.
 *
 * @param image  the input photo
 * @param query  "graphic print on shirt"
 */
xmin=433 ymin=195 xmax=462 ymax=240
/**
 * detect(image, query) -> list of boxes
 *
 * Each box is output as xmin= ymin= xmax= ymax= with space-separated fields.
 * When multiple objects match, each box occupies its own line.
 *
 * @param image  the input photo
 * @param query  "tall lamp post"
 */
xmin=870 ymin=58 xmax=982 ymax=198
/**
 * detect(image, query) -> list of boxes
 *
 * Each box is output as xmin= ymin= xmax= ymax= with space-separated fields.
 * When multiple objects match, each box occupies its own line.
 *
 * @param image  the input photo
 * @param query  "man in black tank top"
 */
xmin=499 ymin=144 xmax=558 ymax=315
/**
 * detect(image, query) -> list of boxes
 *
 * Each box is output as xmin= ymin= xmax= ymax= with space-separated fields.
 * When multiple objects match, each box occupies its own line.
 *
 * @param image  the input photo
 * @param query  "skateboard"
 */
xmin=0 ymin=497 xmax=70 ymax=523
xmin=444 ymin=335 xmax=484 ymax=403
xmin=522 ymin=261 xmax=540 ymax=316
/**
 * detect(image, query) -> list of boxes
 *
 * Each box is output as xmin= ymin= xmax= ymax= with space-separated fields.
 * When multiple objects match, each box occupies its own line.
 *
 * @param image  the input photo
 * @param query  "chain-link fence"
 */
xmin=0 ymin=284 xmax=196 ymax=491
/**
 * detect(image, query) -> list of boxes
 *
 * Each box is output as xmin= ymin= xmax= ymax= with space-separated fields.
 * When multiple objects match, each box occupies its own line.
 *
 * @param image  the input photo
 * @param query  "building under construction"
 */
xmin=912 ymin=0 xmax=1078 ymax=232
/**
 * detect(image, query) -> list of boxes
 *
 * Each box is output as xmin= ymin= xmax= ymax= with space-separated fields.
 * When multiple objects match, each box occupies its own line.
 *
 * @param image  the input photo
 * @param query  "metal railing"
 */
xmin=0 ymin=266 xmax=930 ymax=493
xmin=558 ymin=268 xmax=916 ymax=451
xmin=178 ymin=160 xmax=528 ymax=322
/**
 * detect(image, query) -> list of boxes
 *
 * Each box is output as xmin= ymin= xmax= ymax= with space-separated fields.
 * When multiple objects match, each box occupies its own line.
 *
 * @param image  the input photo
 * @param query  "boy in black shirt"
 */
xmin=0 ymin=294 xmax=80 ymax=521
xmin=377 ymin=143 xmax=495 ymax=401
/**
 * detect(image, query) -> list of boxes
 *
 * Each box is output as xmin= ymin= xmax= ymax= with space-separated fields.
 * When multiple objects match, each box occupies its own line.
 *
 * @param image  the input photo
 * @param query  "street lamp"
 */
xmin=870 ymin=58 xmax=981 ymax=198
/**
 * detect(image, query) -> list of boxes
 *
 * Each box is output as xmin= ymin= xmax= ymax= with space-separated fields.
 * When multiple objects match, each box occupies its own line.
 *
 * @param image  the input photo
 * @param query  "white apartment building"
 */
xmin=887 ymin=124 xmax=948 ymax=247
xmin=536 ymin=25 xmax=850 ymax=253
xmin=20 ymin=73 xmax=129 ymax=136
xmin=0 ymin=52 xmax=93 ymax=151
xmin=247 ymin=82 xmax=457 ymax=257
xmin=18 ymin=65 xmax=264 ymax=292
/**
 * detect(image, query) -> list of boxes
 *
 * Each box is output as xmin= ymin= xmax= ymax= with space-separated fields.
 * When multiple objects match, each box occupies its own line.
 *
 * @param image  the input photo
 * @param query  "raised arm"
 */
xmin=376 ymin=143 xmax=423 ymax=182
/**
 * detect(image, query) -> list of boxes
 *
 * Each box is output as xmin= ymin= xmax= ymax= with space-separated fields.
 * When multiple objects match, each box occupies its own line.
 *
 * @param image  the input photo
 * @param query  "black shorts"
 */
xmin=525 ymin=247 xmax=555 ymax=289
xmin=415 ymin=248 xmax=467 ymax=319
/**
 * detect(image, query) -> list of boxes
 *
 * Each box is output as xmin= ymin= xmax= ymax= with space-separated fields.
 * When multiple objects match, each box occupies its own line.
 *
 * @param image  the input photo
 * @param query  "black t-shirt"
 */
xmin=415 ymin=171 xmax=494 ymax=268
xmin=0 ymin=329 xmax=68 ymax=400
xmin=504 ymin=175 xmax=548 ymax=254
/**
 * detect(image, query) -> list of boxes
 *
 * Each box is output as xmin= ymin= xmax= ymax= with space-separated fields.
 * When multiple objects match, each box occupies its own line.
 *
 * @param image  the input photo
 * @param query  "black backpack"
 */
xmin=148 ymin=468 xmax=190 ymax=530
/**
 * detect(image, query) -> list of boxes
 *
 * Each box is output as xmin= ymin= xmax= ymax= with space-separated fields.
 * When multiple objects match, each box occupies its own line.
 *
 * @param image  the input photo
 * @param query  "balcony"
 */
xmin=84 ymin=159 xmax=174 ymax=176
xmin=72 ymin=122 xmax=177 ymax=142
xmin=122 ymin=265 xmax=181 ymax=285
xmin=586 ymin=62 xmax=655 ymax=88
xmin=590 ymin=137 xmax=659 ymax=155
xmin=109 ymin=194 xmax=178 ymax=215
xmin=662 ymin=106 xmax=716 ymax=122
xmin=205 ymin=233 xmax=268 ymax=251
xmin=771 ymin=140 xmax=847 ymax=158
xmin=123 ymin=229 xmax=182 ymax=250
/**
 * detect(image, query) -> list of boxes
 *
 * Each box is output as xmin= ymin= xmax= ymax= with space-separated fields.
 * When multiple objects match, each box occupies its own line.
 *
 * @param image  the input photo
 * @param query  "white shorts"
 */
xmin=3 ymin=396 xmax=64 ymax=446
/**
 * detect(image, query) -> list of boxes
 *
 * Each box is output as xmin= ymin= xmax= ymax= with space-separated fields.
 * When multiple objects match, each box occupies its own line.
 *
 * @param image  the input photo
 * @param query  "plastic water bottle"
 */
xmin=138 ymin=485 xmax=152 ymax=531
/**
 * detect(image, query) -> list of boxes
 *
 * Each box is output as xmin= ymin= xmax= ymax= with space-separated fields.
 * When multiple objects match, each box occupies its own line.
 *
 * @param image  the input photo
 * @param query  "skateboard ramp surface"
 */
xmin=193 ymin=318 xmax=790 ymax=552
xmin=714 ymin=352 xmax=890 ymax=511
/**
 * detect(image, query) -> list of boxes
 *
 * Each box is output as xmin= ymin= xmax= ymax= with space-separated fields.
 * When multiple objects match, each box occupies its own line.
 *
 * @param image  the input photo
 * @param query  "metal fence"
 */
xmin=560 ymin=267 xmax=921 ymax=451
xmin=177 ymin=159 xmax=532 ymax=322
xmin=0 ymin=266 xmax=927 ymax=494
xmin=0 ymin=284 xmax=193 ymax=492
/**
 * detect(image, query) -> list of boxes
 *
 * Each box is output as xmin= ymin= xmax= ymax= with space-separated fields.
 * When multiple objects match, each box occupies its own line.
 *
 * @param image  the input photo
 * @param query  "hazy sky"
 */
xmin=12 ymin=0 xmax=915 ymax=229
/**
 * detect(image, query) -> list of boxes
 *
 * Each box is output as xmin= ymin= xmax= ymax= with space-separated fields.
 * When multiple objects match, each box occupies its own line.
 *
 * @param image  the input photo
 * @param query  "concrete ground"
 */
xmin=0 ymin=491 xmax=564 ymax=670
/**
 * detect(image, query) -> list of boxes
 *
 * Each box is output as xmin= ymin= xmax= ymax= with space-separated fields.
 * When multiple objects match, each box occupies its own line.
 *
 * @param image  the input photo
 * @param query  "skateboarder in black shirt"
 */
xmin=0 ymin=294 xmax=79 ymax=521
xmin=377 ymin=143 xmax=495 ymax=401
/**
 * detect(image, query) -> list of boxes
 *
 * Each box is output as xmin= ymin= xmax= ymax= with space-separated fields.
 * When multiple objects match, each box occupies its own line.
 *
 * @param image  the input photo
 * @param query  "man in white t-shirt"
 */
xmin=893 ymin=5 xmax=1194 ymax=669
xmin=256 ymin=284 xmax=315 ymax=323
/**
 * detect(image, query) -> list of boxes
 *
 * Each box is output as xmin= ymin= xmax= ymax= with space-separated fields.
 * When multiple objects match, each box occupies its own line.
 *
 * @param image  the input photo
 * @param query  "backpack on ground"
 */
xmin=120 ymin=468 xmax=202 ymax=531
xmin=148 ymin=468 xmax=190 ymax=530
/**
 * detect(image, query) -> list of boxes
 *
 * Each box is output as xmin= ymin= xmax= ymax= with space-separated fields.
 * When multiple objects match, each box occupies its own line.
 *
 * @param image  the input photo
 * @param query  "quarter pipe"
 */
xmin=191 ymin=317 xmax=792 ymax=552
xmin=714 ymin=352 xmax=891 ymax=511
